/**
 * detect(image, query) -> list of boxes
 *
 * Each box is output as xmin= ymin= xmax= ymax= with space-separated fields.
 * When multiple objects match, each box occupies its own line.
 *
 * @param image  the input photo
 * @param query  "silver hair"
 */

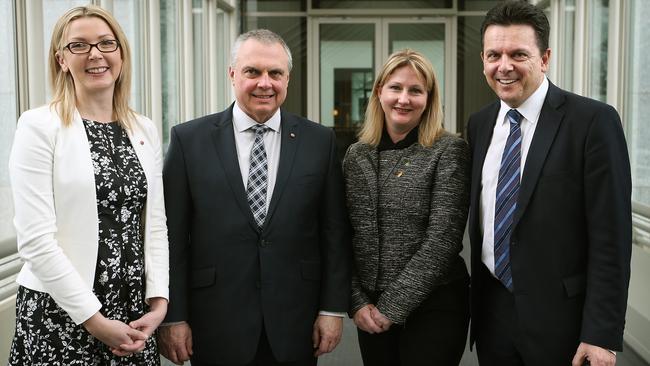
xmin=230 ymin=29 xmax=293 ymax=72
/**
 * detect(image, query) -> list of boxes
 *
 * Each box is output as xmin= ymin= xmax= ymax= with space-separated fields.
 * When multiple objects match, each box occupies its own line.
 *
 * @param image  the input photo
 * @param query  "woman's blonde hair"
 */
xmin=358 ymin=49 xmax=444 ymax=147
xmin=48 ymin=5 xmax=135 ymax=128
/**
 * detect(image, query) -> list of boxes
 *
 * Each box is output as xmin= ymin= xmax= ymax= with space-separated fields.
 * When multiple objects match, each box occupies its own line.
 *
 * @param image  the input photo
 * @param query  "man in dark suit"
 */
xmin=466 ymin=2 xmax=631 ymax=366
xmin=158 ymin=29 xmax=351 ymax=366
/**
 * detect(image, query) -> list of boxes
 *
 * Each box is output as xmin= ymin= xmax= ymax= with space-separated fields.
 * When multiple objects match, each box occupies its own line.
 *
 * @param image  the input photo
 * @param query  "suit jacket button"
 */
xmin=511 ymin=240 xmax=517 ymax=247
xmin=259 ymin=239 xmax=266 ymax=247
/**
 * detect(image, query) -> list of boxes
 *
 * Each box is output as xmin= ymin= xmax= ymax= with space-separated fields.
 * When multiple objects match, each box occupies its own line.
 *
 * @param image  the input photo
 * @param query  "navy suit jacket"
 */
xmin=163 ymin=105 xmax=351 ymax=364
xmin=467 ymin=83 xmax=632 ymax=362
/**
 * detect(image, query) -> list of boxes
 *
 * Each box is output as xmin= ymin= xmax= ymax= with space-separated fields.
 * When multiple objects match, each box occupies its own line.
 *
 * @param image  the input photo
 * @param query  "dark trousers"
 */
xmin=475 ymin=265 xmax=583 ymax=366
xmin=191 ymin=326 xmax=317 ymax=366
xmin=357 ymin=278 xmax=469 ymax=366
xmin=475 ymin=265 xmax=526 ymax=366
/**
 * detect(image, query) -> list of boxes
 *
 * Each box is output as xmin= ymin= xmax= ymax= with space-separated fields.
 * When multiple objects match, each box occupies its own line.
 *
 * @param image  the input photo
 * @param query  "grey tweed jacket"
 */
xmin=343 ymin=132 xmax=470 ymax=324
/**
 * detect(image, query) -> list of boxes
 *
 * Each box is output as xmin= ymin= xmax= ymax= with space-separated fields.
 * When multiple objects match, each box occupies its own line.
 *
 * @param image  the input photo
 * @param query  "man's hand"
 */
xmin=353 ymin=304 xmax=384 ymax=334
xmin=370 ymin=307 xmax=393 ymax=332
xmin=312 ymin=315 xmax=343 ymax=357
xmin=158 ymin=322 xmax=193 ymax=365
xmin=572 ymin=342 xmax=616 ymax=366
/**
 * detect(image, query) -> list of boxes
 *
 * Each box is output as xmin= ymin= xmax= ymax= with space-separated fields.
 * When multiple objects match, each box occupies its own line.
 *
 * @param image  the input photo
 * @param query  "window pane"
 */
xmin=160 ymin=0 xmax=181 ymax=148
xmin=42 ymin=0 xmax=89 ymax=100
xmin=458 ymin=0 xmax=502 ymax=11
xmin=113 ymin=0 xmax=145 ymax=113
xmin=312 ymin=0 xmax=452 ymax=9
xmin=242 ymin=0 xmax=305 ymax=12
xmin=0 ymin=0 xmax=17 ymax=243
xmin=587 ymin=0 xmax=608 ymax=102
xmin=625 ymin=0 xmax=650 ymax=207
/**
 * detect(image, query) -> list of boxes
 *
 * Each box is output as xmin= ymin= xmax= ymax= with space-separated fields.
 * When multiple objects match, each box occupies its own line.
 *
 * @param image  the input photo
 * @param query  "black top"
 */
xmin=377 ymin=125 xmax=420 ymax=151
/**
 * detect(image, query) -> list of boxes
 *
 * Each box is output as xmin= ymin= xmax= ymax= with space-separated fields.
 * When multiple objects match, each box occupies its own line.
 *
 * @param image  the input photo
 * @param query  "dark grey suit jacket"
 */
xmin=467 ymin=82 xmax=632 ymax=363
xmin=163 ymin=104 xmax=351 ymax=364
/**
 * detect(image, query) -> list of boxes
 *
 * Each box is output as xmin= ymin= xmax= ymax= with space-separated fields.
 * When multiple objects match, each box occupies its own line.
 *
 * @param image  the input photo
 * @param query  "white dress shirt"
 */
xmin=232 ymin=103 xmax=282 ymax=213
xmin=480 ymin=77 xmax=549 ymax=275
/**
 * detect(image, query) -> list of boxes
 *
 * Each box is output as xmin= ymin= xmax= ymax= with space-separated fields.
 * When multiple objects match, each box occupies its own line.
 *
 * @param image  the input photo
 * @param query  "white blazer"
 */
xmin=9 ymin=105 xmax=169 ymax=325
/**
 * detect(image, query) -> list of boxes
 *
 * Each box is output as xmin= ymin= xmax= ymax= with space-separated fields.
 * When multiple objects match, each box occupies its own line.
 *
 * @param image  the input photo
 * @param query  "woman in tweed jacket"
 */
xmin=343 ymin=49 xmax=470 ymax=365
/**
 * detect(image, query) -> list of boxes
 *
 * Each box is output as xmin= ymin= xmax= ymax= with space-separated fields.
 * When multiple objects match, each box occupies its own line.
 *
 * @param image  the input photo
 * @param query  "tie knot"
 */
xmin=506 ymin=109 xmax=523 ymax=126
xmin=250 ymin=123 xmax=270 ymax=136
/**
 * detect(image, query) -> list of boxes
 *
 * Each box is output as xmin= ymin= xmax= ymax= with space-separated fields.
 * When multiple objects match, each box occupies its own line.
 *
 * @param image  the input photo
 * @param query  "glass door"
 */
xmin=312 ymin=20 xmax=379 ymax=128
xmin=309 ymin=16 xmax=453 ymax=157
xmin=384 ymin=20 xmax=448 ymax=108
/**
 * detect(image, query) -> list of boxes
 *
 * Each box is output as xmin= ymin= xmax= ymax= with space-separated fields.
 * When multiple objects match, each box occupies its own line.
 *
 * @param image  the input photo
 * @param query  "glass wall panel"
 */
xmin=561 ymin=0 xmax=576 ymax=91
xmin=587 ymin=0 xmax=608 ymax=102
xmin=312 ymin=0 xmax=451 ymax=9
xmin=0 ymin=0 xmax=17 ymax=246
xmin=160 ymin=0 xmax=181 ymax=147
xmin=113 ymin=0 xmax=145 ymax=113
xmin=388 ymin=23 xmax=445 ymax=105
xmin=457 ymin=16 xmax=495 ymax=137
xmin=625 ymin=0 xmax=650 ymax=207
xmin=242 ymin=16 xmax=307 ymax=117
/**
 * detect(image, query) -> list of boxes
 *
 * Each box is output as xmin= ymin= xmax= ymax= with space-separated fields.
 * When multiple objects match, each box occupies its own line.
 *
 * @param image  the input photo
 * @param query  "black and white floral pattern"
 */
xmin=9 ymin=119 xmax=159 ymax=365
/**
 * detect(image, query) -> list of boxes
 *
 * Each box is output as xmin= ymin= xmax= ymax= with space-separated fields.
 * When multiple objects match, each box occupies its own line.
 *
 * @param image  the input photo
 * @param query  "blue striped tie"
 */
xmin=494 ymin=109 xmax=523 ymax=292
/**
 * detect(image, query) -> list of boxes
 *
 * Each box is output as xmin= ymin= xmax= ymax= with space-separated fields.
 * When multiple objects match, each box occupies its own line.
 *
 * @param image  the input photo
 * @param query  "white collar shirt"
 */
xmin=480 ymin=77 xmax=549 ymax=275
xmin=232 ymin=102 xmax=282 ymax=214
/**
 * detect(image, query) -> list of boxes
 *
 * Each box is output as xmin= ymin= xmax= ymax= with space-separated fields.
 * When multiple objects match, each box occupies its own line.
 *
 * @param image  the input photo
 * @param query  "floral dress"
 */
xmin=9 ymin=119 xmax=160 ymax=365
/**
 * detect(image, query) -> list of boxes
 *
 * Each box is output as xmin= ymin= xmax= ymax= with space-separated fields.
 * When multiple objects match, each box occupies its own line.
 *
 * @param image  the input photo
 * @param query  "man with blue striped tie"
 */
xmin=466 ymin=2 xmax=631 ymax=366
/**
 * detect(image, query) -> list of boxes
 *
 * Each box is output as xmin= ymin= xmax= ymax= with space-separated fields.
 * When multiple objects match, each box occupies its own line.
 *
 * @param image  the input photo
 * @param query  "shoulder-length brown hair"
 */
xmin=49 ymin=5 xmax=135 ymax=128
xmin=358 ymin=49 xmax=444 ymax=147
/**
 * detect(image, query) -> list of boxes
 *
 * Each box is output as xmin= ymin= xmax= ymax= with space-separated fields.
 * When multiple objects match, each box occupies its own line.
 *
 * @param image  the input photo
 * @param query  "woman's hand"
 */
xmin=353 ymin=304 xmax=384 ymax=334
xmin=128 ymin=297 xmax=168 ymax=337
xmin=83 ymin=312 xmax=148 ymax=356
xmin=370 ymin=307 xmax=393 ymax=331
xmin=110 ymin=297 xmax=168 ymax=356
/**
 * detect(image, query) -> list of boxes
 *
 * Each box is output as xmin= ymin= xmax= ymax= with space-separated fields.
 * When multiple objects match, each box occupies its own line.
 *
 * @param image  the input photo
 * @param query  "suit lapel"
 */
xmin=211 ymin=107 xmax=260 ymax=231
xmin=513 ymin=83 xmax=565 ymax=227
xmin=265 ymin=111 xmax=299 ymax=227
xmin=470 ymin=103 xmax=500 ymax=213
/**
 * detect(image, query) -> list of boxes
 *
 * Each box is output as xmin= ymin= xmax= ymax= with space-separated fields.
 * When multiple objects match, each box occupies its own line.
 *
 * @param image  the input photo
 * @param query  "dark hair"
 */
xmin=481 ymin=0 xmax=550 ymax=54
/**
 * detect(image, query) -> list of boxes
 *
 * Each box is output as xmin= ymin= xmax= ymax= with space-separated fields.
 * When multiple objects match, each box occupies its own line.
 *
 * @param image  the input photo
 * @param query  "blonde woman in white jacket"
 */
xmin=8 ymin=5 xmax=168 ymax=365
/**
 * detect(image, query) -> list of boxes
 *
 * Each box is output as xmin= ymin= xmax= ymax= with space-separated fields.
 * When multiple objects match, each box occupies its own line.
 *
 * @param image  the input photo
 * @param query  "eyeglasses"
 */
xmin=64 ymin=40 xmax=120 ymax=54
